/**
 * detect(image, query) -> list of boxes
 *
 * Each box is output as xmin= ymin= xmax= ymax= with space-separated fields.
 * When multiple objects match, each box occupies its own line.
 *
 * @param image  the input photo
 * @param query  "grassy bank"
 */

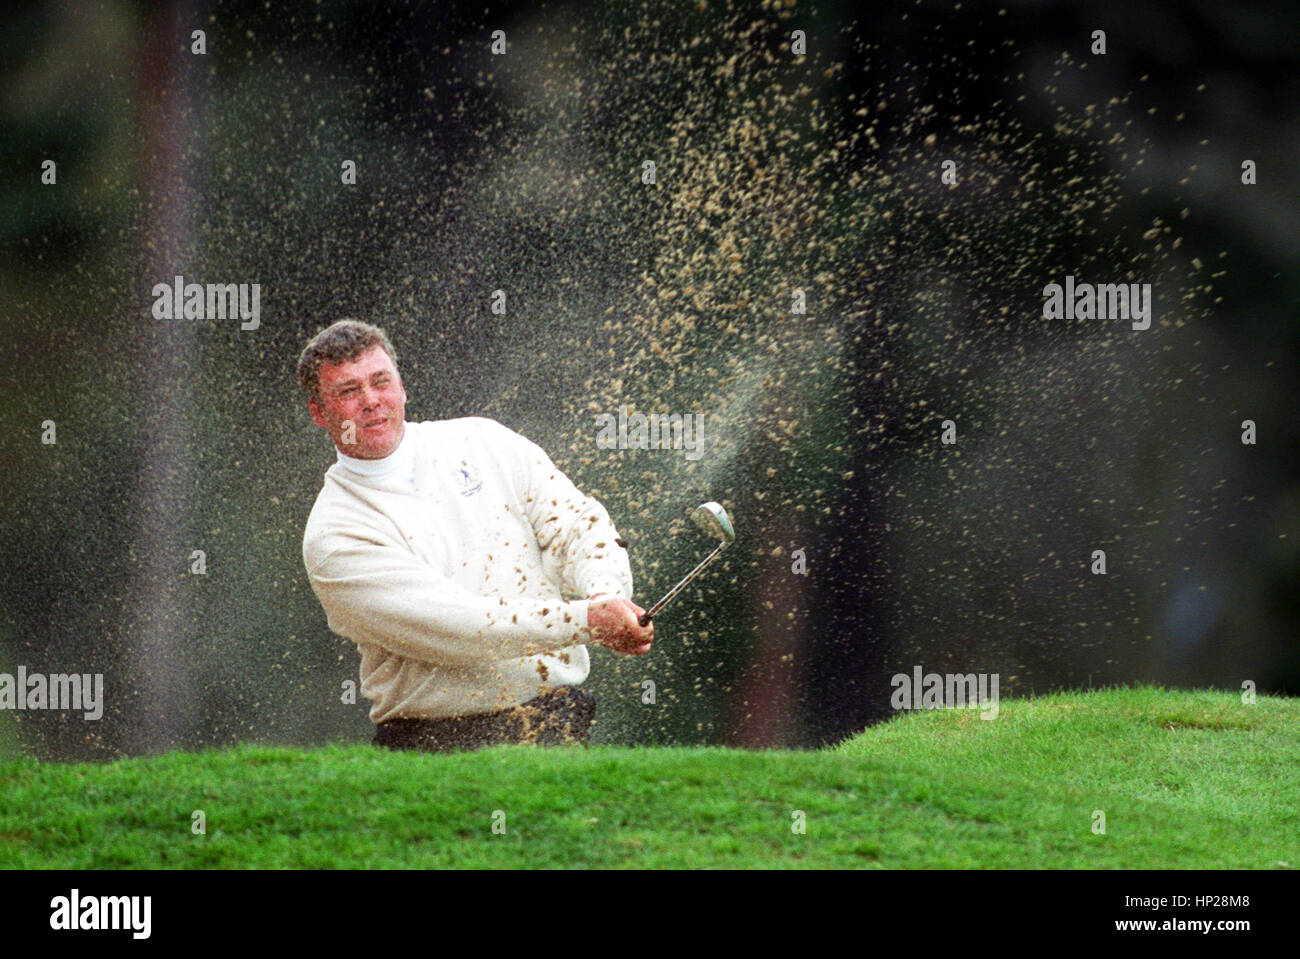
xmin=1 ymin=686 xmax=1295 ymax=868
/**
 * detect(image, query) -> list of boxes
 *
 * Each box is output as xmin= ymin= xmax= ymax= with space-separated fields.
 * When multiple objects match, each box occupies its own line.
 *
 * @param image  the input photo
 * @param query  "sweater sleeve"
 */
xmin=484 ymin=419 xmax=634 ymax=601
xmin=304 ymin=525 xmax=594 ymax=667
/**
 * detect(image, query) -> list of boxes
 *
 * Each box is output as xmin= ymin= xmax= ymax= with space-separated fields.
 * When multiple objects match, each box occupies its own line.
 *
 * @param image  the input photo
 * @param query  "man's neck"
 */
xmin=335 ymin=422 xmax=413 ymax=478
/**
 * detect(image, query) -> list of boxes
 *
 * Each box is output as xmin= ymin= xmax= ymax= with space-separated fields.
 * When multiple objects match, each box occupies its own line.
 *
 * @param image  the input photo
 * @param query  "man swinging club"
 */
xmin=298 ymin=319 xmax=654 ymax=752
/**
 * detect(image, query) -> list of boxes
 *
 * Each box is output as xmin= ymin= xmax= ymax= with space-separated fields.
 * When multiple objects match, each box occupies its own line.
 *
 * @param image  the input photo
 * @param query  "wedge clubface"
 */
xmin=638 ymin=502 xmax=735 ymax=626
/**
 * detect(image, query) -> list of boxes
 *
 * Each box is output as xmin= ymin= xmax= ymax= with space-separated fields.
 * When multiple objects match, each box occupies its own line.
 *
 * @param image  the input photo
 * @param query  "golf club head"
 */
xmin=691 ymin=501 xmax=735 ymax=548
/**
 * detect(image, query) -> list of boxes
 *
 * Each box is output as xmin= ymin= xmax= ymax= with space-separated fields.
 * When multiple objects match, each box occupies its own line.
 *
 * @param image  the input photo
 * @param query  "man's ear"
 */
xmin=308 ymin=397 xmax=328 ymax=429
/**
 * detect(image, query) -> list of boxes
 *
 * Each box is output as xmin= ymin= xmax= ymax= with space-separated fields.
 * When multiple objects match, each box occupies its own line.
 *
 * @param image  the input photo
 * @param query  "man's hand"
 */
xmin=588 ymin=597 xmax=654 ymax=655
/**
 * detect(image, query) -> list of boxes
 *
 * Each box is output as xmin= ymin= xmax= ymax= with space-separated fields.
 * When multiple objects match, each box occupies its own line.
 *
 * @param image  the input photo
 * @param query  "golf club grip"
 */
xmin=638 ymin=612 xmax=652 ymax=627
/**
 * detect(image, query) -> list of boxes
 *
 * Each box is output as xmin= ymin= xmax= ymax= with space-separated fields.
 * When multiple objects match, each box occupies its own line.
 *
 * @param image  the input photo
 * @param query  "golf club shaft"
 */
xmin=638 ymin=542 xmax=727 ymax=626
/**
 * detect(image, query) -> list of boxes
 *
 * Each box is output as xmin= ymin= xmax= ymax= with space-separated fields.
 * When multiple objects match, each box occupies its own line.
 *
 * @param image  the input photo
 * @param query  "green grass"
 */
xmin=1 ymin=685 xmax=1296 ymax=868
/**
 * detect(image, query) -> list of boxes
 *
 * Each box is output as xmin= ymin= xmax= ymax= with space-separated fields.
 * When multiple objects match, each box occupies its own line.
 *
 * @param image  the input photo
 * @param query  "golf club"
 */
xmin=637 ymin=502 xmax=735 ymax=626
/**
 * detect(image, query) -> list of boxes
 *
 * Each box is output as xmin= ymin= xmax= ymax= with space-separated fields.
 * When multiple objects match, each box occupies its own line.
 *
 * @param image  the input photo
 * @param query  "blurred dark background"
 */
xmin=1 ymin=0 xmax=1295 ymax=759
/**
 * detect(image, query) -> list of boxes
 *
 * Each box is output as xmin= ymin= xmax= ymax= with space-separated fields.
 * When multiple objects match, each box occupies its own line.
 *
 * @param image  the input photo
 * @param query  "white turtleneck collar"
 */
xmin=335 ymin=422 xmax=417 ymax=484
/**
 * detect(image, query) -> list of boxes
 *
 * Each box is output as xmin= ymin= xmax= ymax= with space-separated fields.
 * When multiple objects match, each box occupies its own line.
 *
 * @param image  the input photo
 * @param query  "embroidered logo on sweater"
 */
xmin=457 ymin=463 xmax=483 ymax=496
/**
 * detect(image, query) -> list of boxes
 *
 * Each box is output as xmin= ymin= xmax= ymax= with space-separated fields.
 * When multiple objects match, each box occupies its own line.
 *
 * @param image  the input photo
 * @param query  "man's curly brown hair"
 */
xmin=297 ymin=319 xmax=398 ymax=404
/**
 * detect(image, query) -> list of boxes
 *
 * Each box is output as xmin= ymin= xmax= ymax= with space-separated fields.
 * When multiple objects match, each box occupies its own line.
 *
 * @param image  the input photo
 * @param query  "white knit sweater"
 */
xmin=302 ymin=417 xmax=633 ymax=722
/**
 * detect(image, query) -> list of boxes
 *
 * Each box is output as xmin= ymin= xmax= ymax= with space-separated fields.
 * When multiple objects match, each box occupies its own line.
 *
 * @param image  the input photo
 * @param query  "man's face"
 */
xmin=308 ymin=345 xmax=407 ymax=459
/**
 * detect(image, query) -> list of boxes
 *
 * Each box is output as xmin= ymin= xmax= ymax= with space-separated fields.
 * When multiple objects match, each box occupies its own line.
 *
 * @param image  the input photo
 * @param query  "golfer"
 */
xmin=298 ymin=319 xmax=653 ymax=752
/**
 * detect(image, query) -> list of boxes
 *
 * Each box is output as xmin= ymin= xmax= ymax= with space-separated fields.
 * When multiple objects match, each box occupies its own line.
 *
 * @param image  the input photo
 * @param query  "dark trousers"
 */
xmin=373 ymin=686 xmax=597 ymax=754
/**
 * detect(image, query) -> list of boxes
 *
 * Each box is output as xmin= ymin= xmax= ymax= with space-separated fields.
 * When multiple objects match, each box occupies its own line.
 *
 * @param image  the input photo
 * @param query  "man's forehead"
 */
xmin=320 ymin=347 xmax=396 ymax=383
